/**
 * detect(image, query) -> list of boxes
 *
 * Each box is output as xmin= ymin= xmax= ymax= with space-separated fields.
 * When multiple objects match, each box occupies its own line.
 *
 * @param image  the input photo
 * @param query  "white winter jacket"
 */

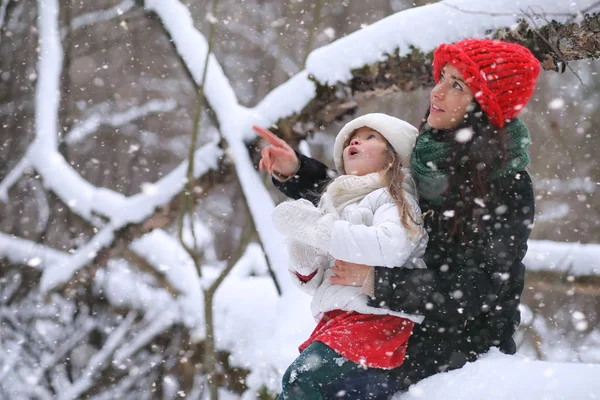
xmin=273 ymin=172 xmax=428 ymax=324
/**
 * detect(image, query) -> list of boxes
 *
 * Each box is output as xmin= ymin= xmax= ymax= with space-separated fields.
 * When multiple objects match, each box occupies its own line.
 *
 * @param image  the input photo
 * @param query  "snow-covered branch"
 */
xmin=534 ymin=177 xmax=597 ymax=194
xmin=146 ymin=0 xmax=294 ymax=291
xmin=26 ymin=0 xmax=223 ymax=290
xmin=2 ymin=0 xmax=314 ymax=298
xmin=263 ymin=0 xmax=600 ymax=139
xmin=0 ymin=0 xmax=10 ymax=47
xmin=63 ymin=0 xmax=137 ymax=38
xmin=0 ymin=157 xmax=31 ymax=201
xmin=0 ymin=0 xmax=227 ymax=297
xmin=40 ymin=224 xmax=116 ymax=292
xmin=305 ymin=0 xmax=600 ymax=84
xmin=64 ymin=98 xmax=177 ymax=145
xmin=525 ymin=240 xmax=600 ymax=282
xmin=37 ymin=144 xmax=225 ymax=289
xmin=0 ymin=232 xmax=69 ymax=268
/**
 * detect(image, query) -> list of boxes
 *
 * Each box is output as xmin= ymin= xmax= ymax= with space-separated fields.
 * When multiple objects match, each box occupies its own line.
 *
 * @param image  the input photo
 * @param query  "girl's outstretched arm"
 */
xmin=272 ymin=153 xmax=333 ymax=205
xmin=253 ymin=125 xmax=334 ymax=205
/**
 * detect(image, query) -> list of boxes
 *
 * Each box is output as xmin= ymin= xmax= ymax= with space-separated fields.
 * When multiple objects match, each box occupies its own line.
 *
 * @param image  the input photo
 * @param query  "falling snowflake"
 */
xmin=141 ymin=182 xmax=158 ymax=196
xmin=128 ymin=144 xmax=140 ymax=154
xmin=549 ymin=98 xmax=565 ymax=109
xmin=324 ymin=27 xmax=335 ymax=40
xmin=27 ymin=257 xmax=42 ymax=267
xmin=206 ymin=12 xmax=218 ymax=24
xmin=455 ymin=128 xmax=474 ymax=143
xmin=443 ymin=210 xmax=455 ymax=218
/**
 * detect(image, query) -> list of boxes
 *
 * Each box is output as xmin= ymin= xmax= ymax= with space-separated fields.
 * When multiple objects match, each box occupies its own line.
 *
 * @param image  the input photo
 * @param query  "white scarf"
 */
xmin=319 ymin=172 xmax=384 ymax=215
xmin=319 ymin=168 xmax=417 ymax=215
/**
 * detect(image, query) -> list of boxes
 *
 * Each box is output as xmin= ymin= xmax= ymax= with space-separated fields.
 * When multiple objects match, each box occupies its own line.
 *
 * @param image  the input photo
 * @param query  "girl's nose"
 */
xmin=350 ymin=137 xmax=360 ymax=145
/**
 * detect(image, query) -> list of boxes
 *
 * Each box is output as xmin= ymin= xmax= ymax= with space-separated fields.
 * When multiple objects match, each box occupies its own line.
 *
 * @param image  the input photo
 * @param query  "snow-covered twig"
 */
xmin=58 ymin=312 xmax=137 ymax=400
xmin=35 ymin=319 xmax=97 ymax=384
xmin=85 ymin=354 xmax=163 ymax=400
xmin=441 ymin=2 xmax=581 ymax=17
xmin=0 ymin=0 xmax=9 ymax=47
xmin=0 ymin=342 xmax=21 ymax=383
xmin=40 ymin=224 xmax=115 ymax=292
xmin=64 ymin=98 xmax=177 ymax=145
xmin=521 ymin=7 xmax=586 ymax=86
xmin=64 ymin=0 xmax=136 ymax=37
xmin=113 ymin=311 xmax=177 ymax=364
xmin=0 ymin=272 xmax=22 ymax=305
xmin=0 ymin=232 xmax=69 ymax=268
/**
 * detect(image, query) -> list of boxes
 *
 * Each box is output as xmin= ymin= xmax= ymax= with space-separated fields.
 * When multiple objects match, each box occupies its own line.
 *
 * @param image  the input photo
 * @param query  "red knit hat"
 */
xmin=432 ymin=39 xmax=541 ymax=128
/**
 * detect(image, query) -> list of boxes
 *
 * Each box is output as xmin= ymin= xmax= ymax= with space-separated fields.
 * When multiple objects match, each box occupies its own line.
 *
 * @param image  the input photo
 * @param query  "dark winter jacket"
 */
xmin=273 ymin=153 xmax=534 ymax=388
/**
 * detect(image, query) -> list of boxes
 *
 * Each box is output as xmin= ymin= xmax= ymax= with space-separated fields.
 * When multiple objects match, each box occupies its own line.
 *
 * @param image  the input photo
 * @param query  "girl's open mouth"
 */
xmin=348 ymin=146 xmax=359 ymax=157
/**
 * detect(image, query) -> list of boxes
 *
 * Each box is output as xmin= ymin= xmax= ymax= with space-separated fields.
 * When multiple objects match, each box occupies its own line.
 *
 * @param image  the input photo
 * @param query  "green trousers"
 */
xmin=278 ymin=341 xmax=361 ymax=400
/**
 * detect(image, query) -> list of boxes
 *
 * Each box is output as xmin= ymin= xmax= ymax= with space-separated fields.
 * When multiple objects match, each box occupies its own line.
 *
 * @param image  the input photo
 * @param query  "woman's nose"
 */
xmin=431 ymin=82 xmax=445 ymax=100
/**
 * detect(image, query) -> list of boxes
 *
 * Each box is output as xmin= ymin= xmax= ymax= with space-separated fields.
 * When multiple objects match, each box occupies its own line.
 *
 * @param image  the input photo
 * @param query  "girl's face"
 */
xmin=427 ymin=64 xmax=474 ymax=130
xmin=342 ymin=127 xmax=390 ymax=176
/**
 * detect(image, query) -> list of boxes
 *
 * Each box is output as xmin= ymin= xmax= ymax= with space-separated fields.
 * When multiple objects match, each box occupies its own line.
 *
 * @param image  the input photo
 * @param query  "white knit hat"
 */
xmin=333 ymin=113 xmax=419 ymax=174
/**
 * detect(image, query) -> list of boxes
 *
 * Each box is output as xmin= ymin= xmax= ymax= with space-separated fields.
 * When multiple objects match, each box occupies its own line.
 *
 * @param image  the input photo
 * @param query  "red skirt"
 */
xmin=299 ymin=310 xmax=414 ymax=369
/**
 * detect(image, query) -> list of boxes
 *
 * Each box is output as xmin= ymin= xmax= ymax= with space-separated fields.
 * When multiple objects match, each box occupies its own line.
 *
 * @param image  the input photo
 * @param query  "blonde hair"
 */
xmin=380 ymin=148 xmax=422 ymax=238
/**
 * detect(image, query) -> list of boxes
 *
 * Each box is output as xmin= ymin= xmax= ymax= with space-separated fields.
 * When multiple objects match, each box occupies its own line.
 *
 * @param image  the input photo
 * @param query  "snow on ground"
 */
xmin=395 ymin=348 xmax=600 ymax=400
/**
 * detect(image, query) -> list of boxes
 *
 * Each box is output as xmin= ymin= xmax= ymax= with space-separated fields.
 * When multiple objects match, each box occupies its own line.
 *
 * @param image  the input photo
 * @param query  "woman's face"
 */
xmin=427 ymin=64 xmax=474 ymax=130
xmin=342 ymin=127 xmax=390 ymax=176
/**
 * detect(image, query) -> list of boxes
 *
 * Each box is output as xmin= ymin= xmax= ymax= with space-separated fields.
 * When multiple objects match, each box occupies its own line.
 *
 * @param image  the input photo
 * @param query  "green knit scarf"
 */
xmin=411 ymin=118 xmax=531 ymax=205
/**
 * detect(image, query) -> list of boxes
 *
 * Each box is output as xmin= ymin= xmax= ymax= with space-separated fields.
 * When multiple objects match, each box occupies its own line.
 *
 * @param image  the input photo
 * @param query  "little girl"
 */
xmin=268 ymin=113 xmax=428 ymax=399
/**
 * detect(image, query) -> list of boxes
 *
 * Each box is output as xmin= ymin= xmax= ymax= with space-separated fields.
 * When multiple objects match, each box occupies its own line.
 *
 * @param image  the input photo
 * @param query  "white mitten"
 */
xmin=273 ymin=199 xmax=337 ymax=251
xmin=319 ymin=193 xmax=338 ymax=215
xmin=288 ymin=267 xmax=325 ymax=295
xmin=288 ymin=239 xmax=329 ymax=276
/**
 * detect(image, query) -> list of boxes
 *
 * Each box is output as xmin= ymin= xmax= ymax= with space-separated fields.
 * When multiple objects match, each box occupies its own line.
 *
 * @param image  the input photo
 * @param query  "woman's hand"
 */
xmin=253 ymin=125 xmax=300 ymax=179
xmin=330 ymin=260 xmax=371 ymax=287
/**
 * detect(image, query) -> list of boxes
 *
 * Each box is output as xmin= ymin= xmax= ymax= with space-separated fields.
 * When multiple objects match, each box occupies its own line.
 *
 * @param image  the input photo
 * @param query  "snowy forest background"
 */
xmin=0 ymin=0 xmax=599 ymax=399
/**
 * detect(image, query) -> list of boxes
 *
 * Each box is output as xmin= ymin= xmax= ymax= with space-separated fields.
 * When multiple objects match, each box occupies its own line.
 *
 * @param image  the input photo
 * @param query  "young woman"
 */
xmin=267 ymin=114 xmax=427 ymax=399
xmin=255 ymin=38 xmax=540 ymax=399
